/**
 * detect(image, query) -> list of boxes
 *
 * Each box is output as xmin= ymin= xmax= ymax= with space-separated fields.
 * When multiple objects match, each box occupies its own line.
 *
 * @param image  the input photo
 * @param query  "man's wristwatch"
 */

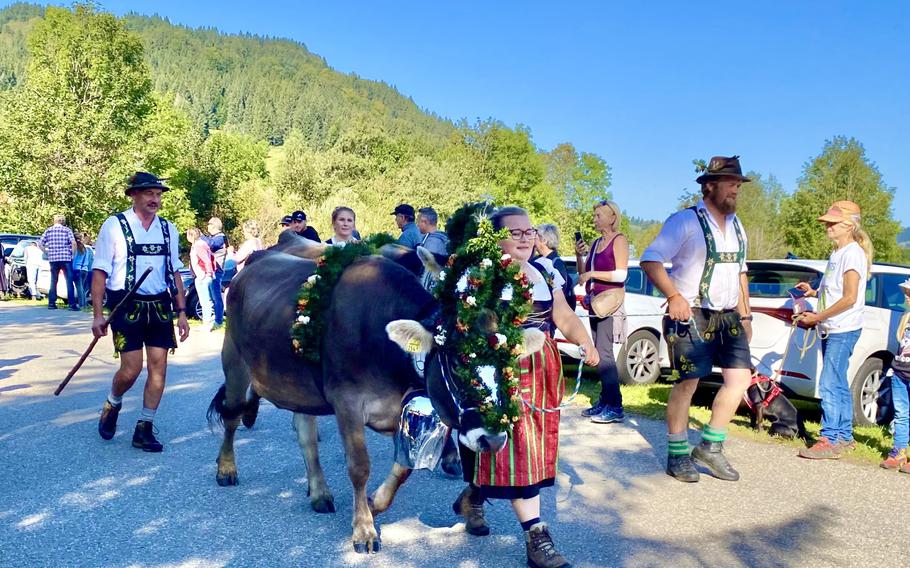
xmin=741 ymin=314 xmax=753 ymax=321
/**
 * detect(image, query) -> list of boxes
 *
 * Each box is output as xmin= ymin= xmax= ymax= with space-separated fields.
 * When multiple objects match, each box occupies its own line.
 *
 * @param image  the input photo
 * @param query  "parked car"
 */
xmin=556 ymin=257 xmax=670 ymax=386
xmin=179 ymin=259 xmax=237 ymax=320
xmin=746 ymin=259 xmax=910 ymax=426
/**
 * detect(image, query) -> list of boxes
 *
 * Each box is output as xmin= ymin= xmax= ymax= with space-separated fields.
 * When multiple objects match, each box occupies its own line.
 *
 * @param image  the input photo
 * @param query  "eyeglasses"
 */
xmin=508 ymin=228 xmax=538 ymax=241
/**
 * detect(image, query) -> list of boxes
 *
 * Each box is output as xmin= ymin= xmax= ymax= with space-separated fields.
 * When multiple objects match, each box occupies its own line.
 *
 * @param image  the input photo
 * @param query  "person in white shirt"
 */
xmin=641 ymin=156 xmax=754 ymax=483
xmin=795 ymin=200 xmax=873 ymax=460
xmin=92 ymin=172 xmax=190 ymax=453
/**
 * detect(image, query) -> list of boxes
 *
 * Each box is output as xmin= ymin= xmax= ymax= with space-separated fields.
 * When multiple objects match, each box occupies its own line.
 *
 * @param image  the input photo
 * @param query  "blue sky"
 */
xmin=9 ymin=1 xmax=909 ymax=225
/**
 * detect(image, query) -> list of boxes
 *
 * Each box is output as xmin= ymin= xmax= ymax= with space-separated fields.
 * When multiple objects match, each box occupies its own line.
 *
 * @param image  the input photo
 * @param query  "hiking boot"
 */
xmin=798 ymin=437 xmax=841 ymax=460
xmin=132 ymin=421 xmax=163 ymax=452
xmin=838 ymin=439 xmax=857 ymax=453
xmin=525 ymin=522 xmax=571 ymax=568
xmin=881 ymin=448 xmax=909 ymax=470
xmin=666 ymin=454 xmax=700 ymax=482
xmin=691 ymin=441 xmax=740 ymax=481
xmin=591 ymin=407 xmax=624 ymax=424
xmin=581 ymin=401 xmax=605 ymax=417
xmin=452 ymin=485 xmax=489 ymax=536
xmin=98 ymin=400 xmax=122 ymax=440
xmin=900 ymin=459 xmax=910 ymax=475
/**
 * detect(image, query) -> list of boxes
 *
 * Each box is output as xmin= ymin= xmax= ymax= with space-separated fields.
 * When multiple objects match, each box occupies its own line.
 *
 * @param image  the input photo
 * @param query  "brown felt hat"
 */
xmin=696 ymin=156 xmax=751 ymax=184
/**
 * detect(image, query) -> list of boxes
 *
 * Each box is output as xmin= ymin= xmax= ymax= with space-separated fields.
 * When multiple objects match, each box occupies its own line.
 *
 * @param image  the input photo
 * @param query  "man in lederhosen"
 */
xmin=92 ymin=172 xmax=190 ymax=452
xmin=641 ymin=156 xmax=754 ymax=482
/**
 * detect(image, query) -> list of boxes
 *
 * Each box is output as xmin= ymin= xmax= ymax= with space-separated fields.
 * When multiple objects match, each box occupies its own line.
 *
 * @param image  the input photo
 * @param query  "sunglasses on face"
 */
xmin=508 ymin=228 xmax=538 ymax=241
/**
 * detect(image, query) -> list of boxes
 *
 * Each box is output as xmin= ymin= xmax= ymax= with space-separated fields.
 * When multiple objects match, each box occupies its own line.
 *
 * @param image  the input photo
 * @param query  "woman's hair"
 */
xmin=851 ymin=222 xmax=875 ymax=276
xmin=536 ymin=223 xmax=560 ymax=251
xmin=242 ymin=219 xmax=260 ymax=238
xmin=186 ymin=227 xmax=201 ymax=240
xmin=332 ymin=206 xmax=356 ymax=224
xmin=491 ymin=206 xmax=528 ymax=230
xmin=595 ymin=200 xmax=622 ymax=232
xmin=208 ymin=217 xmax=223 ymax=232
xmin=74 ymin=231 xmax=86 ymax=254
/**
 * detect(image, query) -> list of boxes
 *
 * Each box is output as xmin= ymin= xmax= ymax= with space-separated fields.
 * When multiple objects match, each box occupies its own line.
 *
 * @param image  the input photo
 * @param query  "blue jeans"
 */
xmin=74 ymin=269 xmax=89 ymax=308
xmin=892 ymin=373 xmax=910 ymax=450
xmin=209 ymin=268 xmax=224 ymax=325
xmin=48 ymin=261 xmax=76 ymax=309
xmin=195 ymin=275 xmax=214 ymax=325
xmin=818 ymin=329 xmax=861 ymax=443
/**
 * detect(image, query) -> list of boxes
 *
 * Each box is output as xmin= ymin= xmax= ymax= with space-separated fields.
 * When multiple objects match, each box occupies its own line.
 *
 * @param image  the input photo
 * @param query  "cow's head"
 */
xmin=386 ymin=315 xmax=545 ymax=454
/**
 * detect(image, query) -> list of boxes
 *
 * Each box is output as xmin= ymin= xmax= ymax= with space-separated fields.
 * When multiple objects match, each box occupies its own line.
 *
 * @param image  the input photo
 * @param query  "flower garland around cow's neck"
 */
xmin=432 ymin=217 xmax=533 ymax=433
xmin=291 ymin=233 xmax=396 ymax=361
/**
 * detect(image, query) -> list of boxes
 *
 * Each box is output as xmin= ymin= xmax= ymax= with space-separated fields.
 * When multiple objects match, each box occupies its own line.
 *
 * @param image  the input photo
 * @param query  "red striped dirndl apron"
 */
xmin=470 ymin=336 xmax=565 ymax=488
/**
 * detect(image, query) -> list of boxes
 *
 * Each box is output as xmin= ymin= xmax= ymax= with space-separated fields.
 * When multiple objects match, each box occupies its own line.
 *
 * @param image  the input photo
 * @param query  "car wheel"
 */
xmin=618 ymin=330 xmax=661 ymax=385
xmin=185 ymin=289 xmax=201 ymax=320
xmin=851 ymin=357 xmax=883 ymax=427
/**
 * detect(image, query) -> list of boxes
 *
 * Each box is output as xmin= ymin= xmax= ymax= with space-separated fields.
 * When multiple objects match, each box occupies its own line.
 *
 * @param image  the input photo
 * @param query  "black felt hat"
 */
xmin=695 ymin=156 xmax=751 ymax=184
xmin=125 ymin=172 xmax=170 ymax=195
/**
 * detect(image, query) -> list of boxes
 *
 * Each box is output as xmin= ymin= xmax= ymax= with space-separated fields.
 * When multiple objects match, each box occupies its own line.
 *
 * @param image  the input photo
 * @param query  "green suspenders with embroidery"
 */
xmin=115 ymin=213 xmax=177 ymax=298
xmin=689 ymin=206 xmax=745 ymax=308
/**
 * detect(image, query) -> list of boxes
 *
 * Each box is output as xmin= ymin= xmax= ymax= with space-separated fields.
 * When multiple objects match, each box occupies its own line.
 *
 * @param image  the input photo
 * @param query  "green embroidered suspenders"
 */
xmin=115 ymin=213 xmax=177 ymax=297
xmin=689 ymin=206 xmax=745 ymax=308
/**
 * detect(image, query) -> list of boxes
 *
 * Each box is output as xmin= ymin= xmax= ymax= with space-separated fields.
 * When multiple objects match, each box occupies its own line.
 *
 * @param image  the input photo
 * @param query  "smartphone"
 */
xmin=574 ymin=231 xmax=583 ymax=243
xmin=787 ymin=287 xmax=806 ymax=299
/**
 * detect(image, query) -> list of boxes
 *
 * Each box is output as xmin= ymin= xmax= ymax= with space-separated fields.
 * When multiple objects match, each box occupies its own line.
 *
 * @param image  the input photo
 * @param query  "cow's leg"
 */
xmin=369 ymin=463 xmax=412 ymax=515
xmin=292 ymin=412 xmax=335 ymax=513
xmin=216 ymin=333 xmax=249 ymax=486
xmin=334 ymin=410 xmax=381 ymax=553
xmin=242 ymin=388 xmax=261 ymax=429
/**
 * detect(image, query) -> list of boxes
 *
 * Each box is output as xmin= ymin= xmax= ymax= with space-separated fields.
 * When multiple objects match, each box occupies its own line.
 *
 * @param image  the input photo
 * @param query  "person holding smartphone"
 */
xmin=575 ymin=200 xmax=629 ymax=424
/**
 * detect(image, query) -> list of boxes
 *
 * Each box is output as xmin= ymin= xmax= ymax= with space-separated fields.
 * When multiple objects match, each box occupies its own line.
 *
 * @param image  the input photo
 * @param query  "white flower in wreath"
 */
xmin=494 ymin=333 xmax=507 ymax=346
xmin=480 ymin=258 xmax=493 ymax=269
xmin=465 ymin=295 xmax=477 ymax=307
xmin=434 ymin=330 xmax=447 ymax=346
xmin=298 ymin=315 xmax=311 ymax=324
xmin=500 ymin=253 xmax=511 ymax=261
xmin=469 ymin=353 xmax=477 ymax=359
xmin=437 ymin=270 xmax=447 ymax=281
xmin=307 ymin=274 xmax=320 ymax=284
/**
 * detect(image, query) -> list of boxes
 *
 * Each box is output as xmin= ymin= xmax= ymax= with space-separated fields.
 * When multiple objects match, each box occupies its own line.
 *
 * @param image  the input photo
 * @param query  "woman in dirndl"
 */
xmin=454 ymin=206 xmax=599 ymax=568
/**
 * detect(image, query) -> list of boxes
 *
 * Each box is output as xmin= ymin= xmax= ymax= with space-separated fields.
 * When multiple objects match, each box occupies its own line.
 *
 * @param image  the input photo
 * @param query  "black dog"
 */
xmin=744 ymin=372 xmax=803 ymax=439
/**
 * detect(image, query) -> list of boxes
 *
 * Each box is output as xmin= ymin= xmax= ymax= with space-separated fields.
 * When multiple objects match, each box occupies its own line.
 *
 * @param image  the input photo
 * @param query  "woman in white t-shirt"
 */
xmin=795 ymin=200 xmax=874 ymax=460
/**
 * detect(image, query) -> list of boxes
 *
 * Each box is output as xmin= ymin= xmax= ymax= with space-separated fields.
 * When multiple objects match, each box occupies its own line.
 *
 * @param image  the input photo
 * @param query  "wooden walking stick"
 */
xmin=54 ymin=266 xmax=155 ymax=396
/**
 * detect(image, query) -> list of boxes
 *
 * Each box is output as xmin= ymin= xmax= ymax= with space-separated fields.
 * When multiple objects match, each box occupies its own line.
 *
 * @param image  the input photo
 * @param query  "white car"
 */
xmin=747 ymin=259 xmax=910 ymax=426
xmin=557 ymin=258 xmax=670 ymax=385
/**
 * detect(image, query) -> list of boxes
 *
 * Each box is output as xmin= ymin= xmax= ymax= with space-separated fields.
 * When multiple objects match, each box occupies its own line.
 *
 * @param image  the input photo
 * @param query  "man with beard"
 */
xmin=641 ymin=156 xmax=753 ymax=483
xmin=92 ymin=172 xmax=190 ymax=452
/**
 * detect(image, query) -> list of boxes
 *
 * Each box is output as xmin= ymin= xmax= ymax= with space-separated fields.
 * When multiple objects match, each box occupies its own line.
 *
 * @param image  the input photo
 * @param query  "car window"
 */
xmin=747 ymin=267 xmax=820 ymax=298
xmin=626 ymin=267 xmax=645 ymax=294
xmin=865 ymin=275 xmax=879 ymax=306
xmin=880 ymin=273 xmax=909 ymax=313
xmin=562 ymin=258 xmax=579 ymax=287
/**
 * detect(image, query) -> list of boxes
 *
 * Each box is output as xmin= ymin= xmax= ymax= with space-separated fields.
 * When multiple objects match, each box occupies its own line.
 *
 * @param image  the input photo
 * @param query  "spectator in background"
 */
xmin=392 ymin=203 xmax=421 ymax=248
xmin=0 ymin=239 xmax=8 ymax=299
xmin=576 ymin=201 xmax=629 ymax=425
xmin=881 ymin=277 xmax=910 ymax=473
xmin=534 ymin=224 xmax=575 ymax=310
xmin=416 ymin=207 xmax=449 ymax=256
xmin=289 ymin=210 xmax=321 ymax=242
xmin=228 ymin=219 xmax=264 ymax=272
xmin=38 ymin=214 xmax=77 ymax=311
xmin=187 ymin=227 xmax=215 ymax=331
xmin=203 ymin=217 xmax=228 ymax=328
xmin=326 ymin=207 xmax=359 ymax=246
xmin=25 ymin=241 xmax=44 ymax=301
xmin=72 ymin=232 xmax=95 ymax=309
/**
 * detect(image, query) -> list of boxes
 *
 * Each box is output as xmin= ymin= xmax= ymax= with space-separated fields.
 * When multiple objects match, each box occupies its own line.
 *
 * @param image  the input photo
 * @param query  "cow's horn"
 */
xmin=520 ymin=328 xmax=546 ymax=357
xmin=386 ymin=320 xmax=435 ymax=354
xmin=416 ymin=247 xmax=443 ymax=277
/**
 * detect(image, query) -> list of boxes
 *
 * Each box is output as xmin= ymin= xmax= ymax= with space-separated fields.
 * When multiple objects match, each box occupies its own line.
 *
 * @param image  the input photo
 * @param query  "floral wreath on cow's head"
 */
xmin=431 ymin=202 xmax=533 ymax=433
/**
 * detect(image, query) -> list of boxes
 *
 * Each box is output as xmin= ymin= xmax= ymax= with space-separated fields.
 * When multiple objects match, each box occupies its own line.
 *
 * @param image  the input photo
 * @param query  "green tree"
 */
xmin=781 ymin=136 xmax=900 ymax=261
xmin=544 ymin=143 xmax=612 ymax=249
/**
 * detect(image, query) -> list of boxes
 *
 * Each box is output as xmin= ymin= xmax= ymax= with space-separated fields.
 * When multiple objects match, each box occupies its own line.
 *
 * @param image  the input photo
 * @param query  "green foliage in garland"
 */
xmin=433 ymin=212 xmax=533 ymax=433
xmin=290 ymin=233 xmax=396 ymax=361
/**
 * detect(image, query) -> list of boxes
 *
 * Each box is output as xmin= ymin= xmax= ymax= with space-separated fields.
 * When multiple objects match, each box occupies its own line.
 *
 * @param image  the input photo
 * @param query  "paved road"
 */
xmin=1 ymin=303 xmax=907 ymax=568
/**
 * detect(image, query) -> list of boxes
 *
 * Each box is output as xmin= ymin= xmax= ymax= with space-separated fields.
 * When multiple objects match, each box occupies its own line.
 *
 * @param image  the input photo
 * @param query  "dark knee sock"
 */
xmin=520 ymin=517 xmax=541 ymax=531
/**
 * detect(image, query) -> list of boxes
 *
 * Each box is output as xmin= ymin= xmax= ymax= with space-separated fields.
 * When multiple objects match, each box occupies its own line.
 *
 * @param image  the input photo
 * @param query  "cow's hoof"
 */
xmin=352 ymin=538 xmax=381 ymax=554
xmin=216 ymin=472 xmax=238 ymax=486
xmin=311 ymin=496 xmax=335 ymax=514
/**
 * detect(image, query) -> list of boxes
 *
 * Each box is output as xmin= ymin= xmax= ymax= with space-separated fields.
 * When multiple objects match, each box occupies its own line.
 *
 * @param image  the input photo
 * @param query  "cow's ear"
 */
xmin=520 ymin=328 xmax=546 ymax=357
xmin=416 ymin=247 xmax=443 ymax=278
xmin=386 ymin=320 xmax=434 ymax=354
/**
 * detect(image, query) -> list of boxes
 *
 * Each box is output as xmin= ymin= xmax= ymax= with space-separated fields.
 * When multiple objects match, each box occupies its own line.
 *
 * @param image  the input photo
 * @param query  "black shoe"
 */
xmin=581 ymin=401 xmax=606 ymax=417
xmin=69 ymin=305 xmax=80 ymax=311
xmin=666 ymin=454 xmax=700 ymax=482
xmin=98 ymin=400 xmax=122 ymax=440
xmin=132 ymin=421 xmax=164 ymax=452
xmin=47 ymin=305 xmax=57 ymax=310
xmin=691 ymin=441 xmax=739 ymax=481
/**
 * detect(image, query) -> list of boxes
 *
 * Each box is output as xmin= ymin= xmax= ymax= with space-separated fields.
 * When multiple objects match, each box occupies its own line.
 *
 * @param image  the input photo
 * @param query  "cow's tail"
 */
xmin=207 ymin=384 xmax=244 ymax=430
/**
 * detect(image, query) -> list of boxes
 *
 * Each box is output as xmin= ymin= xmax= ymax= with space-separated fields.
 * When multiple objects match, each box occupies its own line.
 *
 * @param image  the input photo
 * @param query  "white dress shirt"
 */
xmin=92 ymin=208 xmax=184 ymax=295
xmin=641 ymin=200 xmax=748 ymax=310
